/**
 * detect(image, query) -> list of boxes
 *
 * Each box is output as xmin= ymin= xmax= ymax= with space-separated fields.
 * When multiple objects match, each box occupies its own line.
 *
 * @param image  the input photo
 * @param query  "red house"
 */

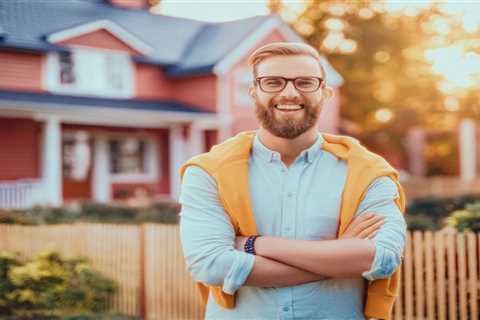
xmin=0 ymin=0 xmax=343 ymax=209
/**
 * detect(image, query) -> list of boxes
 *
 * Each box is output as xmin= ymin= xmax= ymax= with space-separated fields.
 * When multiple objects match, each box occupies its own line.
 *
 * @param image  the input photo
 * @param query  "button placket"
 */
xmin=282 ymin=164 xmax=299 ymax=239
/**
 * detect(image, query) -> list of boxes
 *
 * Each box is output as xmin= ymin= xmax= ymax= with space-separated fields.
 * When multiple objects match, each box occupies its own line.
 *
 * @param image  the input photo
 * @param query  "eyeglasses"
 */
xmin=255 ymin=76 xmax=324 ymax=93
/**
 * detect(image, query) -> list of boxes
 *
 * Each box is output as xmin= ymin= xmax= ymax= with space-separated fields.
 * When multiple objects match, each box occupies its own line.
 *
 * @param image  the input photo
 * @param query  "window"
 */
xmin=46 ymin=49 xmax=134 ymax=98
xmin=109 ymin=138 xmax=146 ymax=175
xmin=107 ymin=136 xmax=159 ymax=183
xmin=59 ymin=52 xmax=76 ymax=84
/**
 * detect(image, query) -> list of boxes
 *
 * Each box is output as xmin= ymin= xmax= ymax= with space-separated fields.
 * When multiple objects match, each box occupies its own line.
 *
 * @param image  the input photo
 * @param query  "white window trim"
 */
xmin=107 ymin=135 xmax=159 ymax=184
xmin=44 ymin=47 xmax=135 ymax=99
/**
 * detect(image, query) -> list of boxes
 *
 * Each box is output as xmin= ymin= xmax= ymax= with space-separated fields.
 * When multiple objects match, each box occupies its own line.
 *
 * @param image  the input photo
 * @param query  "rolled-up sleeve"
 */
xmin=179 ymin=166 xmax=255 ymax=294
xmin=356 ymin=176 xmax=407 ymax=281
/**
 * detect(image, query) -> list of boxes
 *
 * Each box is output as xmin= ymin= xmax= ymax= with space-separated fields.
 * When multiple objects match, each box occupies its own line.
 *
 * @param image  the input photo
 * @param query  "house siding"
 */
xmin=172 ymin=74 xmax=217 ymax=112
xmin=57 ymin=29 xmax=143 ymax=56
xmin=0 ymin=51 xmax=45 ymax=92
xmin=135 ymin=64 xmax=173 ymax=100
xmin=0 ymin=117 xmax=41 ymax=180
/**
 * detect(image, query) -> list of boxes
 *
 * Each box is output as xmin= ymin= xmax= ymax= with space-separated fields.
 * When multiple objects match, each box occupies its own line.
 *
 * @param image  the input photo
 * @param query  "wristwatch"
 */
xmin=244 ymin=235 xmax=261 ymax=255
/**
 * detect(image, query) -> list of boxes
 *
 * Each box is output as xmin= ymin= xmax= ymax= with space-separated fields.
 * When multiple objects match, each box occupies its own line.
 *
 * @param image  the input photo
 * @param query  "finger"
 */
xmin=358 ymin=219 xmax=385 ymax=238
xmin=344 ymin=214 xmax=383 ymax=236
xmin=367 ymin=229 xmax=379 ymax=239
xmin=354 ymin=215 xmax=384 ymax=233
xmin=358 ymin=214 xmax=384 ymax=226
xmin=348 ymin=213 xmax=379 ymax=230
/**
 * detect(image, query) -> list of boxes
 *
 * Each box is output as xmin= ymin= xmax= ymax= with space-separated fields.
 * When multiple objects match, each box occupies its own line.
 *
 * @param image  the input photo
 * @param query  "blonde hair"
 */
xmin=247 ymin=42 xmax=326 ymax=79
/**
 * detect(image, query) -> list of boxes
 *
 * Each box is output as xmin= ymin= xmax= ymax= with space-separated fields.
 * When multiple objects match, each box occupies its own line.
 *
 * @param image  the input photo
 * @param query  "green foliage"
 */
xmin=445 ymin=202 xmax=480 ymax=232
xmin=405 ymin=194 xmax=480 ymax=230
xmin=0 ymin=313 xmax=138 ymax=320
xmin=405 ymin=214 xmax=438 ymax=231
xmin=0 ymin=200 xmax=180 ymax=225
xmin=0 ymin=250 xmax=118 ymax=318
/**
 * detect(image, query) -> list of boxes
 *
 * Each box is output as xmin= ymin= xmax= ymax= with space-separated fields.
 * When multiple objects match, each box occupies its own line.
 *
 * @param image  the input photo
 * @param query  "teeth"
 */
xmin=275 ymin=104 xmax=303 ymax=110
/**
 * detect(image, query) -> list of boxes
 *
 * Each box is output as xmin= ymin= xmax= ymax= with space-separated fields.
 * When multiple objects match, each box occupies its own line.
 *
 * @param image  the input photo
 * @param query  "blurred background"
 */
xmin=0 ymin=1 xmax=479 ymax=319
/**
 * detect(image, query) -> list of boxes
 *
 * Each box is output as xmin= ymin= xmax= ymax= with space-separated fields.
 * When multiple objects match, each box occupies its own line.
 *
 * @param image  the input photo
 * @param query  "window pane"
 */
xmin=59 ymin=52 xmax=75 ymax=84
xmin=109 ymin=138 xmax=146 ymax=174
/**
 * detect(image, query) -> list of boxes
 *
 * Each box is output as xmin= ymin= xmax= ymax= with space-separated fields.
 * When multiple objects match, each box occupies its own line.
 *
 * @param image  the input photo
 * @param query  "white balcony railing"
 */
xmin=0 ymin=179 xmax=44 ymax=210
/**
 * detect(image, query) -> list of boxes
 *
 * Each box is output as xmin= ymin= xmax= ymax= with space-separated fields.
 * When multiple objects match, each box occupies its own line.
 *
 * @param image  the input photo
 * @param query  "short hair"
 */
xmin=247 ymin=42 xmax=326 ymax=79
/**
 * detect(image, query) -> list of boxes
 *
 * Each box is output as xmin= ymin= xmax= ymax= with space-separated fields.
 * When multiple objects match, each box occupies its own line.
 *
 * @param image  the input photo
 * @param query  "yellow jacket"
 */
xmin=180 ymin=131 xmax=406 ymax=320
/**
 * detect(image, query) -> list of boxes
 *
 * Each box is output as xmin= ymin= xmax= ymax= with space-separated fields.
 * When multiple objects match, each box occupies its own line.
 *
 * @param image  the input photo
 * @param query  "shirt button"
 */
xmin=283 ymin=306 xmax=290 ymax=312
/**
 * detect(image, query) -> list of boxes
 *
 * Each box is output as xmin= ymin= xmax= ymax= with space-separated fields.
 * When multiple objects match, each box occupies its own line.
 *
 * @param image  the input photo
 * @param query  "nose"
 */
xmin=278 ymin=80 xmax=300 ymax=99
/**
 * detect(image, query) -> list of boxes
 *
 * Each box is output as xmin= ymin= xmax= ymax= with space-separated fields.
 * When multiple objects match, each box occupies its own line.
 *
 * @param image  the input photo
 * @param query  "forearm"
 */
xmin=255 ymin=237 xmax=375 ymax=278
xmin=244 ymin=254 xmax=329 ymax=287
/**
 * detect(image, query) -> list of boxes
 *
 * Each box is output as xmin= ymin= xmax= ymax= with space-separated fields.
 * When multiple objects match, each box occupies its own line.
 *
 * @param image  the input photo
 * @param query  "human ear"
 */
xmin=248 ymin=84 xmax=256 ymax=101
xmin=322 ymin=86 xmax=334 ymax=100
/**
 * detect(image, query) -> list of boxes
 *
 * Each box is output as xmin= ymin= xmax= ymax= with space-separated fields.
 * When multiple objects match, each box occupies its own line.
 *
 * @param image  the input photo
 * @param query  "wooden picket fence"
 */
xmin=0 ymin=224 xmax=479 ymax=320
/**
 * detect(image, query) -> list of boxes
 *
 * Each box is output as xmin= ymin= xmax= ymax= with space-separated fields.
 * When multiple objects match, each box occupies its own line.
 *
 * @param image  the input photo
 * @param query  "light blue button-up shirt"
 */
xmin=179 ymin=132 xmax=407 ymax=320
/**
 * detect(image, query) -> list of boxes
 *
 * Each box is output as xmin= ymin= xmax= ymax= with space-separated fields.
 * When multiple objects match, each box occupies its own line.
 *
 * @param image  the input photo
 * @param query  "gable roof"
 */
xmin=0 ymin=1 xmax=267 ymax=67
xmin=47 ymin=19 xmax=154 ymax=55
xmin=0 ymin=0 xmax=342 ymax=85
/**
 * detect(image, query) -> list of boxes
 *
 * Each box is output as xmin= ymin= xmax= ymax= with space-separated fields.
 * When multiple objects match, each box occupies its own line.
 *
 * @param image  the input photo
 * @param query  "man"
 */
xmin=179 ymin=42 xmax=406 ymax=320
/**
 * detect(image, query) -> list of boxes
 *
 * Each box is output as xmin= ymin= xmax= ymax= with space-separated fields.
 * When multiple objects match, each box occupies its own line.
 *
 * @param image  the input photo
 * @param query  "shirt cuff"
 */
xmin=222 ymin=251 xmax=256 ymax=294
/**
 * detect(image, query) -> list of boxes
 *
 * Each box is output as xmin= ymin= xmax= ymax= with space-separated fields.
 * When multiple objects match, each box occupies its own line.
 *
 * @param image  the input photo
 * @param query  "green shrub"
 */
xmin=405 ymin=214 xmax=438 ymax=231
xmin=0 ymin=250 xmax=117 ymax=318
xmin=0 ymin=211 xmax=33 ymax=225
xmin=0 ymin=200 xmax=180 ymax=225
xmin=0 ymin=313 xmax=139 ymax=320
xmin=406 ymin=194 xmax=480 ymax=230
xmin=445 ymin=202 xmax=480 ymax=232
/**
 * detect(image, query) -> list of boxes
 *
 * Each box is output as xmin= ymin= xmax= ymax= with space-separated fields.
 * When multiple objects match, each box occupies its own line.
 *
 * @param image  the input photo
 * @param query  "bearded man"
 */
xmin=179 ymin=42 xmax=406 ymax=320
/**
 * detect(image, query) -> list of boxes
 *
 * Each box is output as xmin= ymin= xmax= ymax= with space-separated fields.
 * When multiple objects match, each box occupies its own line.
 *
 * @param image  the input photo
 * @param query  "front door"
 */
xmin=62 ymin=131 xmax=93 ymax=201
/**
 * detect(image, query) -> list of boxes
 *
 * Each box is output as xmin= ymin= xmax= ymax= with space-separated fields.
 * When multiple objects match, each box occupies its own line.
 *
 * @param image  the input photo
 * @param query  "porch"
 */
xmin=0 ymin=91 xmax=220 ymax=209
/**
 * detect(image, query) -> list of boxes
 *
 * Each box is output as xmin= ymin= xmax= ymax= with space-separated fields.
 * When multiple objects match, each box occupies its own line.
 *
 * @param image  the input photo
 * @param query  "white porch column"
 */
xmin=406 ymin=127 xmax=426 ymax=177
xmin=459 ymin=118 xmax=477 ymax=181
xmin=92 ymin=135 xmax=110 ymax=202
xmin=188 ymin=124 xmax=204 ymax=158
xmin=170 ymin=124 xmax=187 ymax=199
xmin=42 ymin=116 xmax=62 ymax=206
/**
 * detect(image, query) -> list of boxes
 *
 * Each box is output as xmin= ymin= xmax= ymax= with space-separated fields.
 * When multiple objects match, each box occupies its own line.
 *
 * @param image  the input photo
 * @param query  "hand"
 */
xmin=339 ymin=212 xmax=385 ymax=240
xmin=235 ymin=236 xmax=248 ymax=251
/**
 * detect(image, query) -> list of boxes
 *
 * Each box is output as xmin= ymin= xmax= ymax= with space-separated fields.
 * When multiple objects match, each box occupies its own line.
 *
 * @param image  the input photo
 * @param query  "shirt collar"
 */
xmin=252 ymin=132 xmax=324 ymax=164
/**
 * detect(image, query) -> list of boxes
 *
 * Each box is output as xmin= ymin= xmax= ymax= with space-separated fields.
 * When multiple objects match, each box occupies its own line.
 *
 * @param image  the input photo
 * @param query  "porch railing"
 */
xmin=0 ymin=179 xmax=43 ymax=209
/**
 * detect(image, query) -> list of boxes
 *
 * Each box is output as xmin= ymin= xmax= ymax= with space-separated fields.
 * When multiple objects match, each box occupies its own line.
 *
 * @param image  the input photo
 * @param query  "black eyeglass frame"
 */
xmin=255 ymin=76 xmax=325 ymax=93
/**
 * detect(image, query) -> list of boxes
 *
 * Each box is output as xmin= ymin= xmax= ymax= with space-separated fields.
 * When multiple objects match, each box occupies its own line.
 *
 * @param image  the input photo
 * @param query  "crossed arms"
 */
xmin=179 ymin=166 xmax=407 ymax=293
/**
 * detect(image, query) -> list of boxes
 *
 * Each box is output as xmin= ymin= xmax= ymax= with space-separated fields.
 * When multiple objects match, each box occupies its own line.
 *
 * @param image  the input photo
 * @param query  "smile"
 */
xmin=274 ymin=104 xmax=304 ymax=111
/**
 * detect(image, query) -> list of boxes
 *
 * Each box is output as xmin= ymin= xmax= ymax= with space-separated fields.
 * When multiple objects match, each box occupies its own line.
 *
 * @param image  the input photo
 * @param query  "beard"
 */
xmin=254 ymin=98 xmax=322 ymax=139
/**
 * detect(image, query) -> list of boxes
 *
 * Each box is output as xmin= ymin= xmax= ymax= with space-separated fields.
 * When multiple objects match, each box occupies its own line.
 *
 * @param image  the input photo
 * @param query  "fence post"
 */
xmin=139 ymin=224 xmax=146 ymax=319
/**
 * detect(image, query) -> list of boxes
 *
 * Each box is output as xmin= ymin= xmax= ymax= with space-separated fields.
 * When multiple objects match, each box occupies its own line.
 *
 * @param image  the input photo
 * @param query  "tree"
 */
xmin=273 ymin=1 xmax=480 ymax=172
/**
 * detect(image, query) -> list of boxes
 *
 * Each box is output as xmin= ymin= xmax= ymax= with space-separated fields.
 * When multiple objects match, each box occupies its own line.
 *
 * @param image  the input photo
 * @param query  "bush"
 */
xmin=0 ymin=313 xmax=139 ymax=320
xmin=0 ymin=250 xmax=118 ymax=318
xmin=445 ymin=202 xmax=480 ymax=232
xmin=405 ymin=214 xmax=438 ymax=231
xmin=406 ymin=194 xmax=480 ymax=230
xmin=0 ymin=200 xmax=180 ymax=225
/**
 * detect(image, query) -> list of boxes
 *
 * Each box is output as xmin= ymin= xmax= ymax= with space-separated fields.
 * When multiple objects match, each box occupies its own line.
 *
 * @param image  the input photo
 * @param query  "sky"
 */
xmin=153 ymin=0 xmax=480 ymax=94
xmin=152 ymin=0 xmax=303 ymax=22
